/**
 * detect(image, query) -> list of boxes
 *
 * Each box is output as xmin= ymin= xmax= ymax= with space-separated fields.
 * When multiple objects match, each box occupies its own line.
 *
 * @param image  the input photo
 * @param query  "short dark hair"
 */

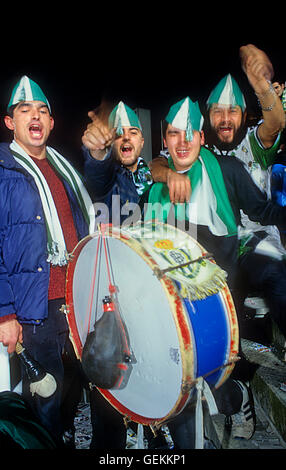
xmin=161 ymin=120 xmax=168 ymax=139
xmin=6 ymin=104 xmax=16 ymax=118
xmin=6 ymin=102 xmax=52 ymax=118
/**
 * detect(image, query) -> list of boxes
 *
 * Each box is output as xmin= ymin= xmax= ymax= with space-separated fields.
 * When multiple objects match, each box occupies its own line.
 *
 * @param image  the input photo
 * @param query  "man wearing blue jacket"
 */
xmin=0 ymin=76 xmax=95 ymax=444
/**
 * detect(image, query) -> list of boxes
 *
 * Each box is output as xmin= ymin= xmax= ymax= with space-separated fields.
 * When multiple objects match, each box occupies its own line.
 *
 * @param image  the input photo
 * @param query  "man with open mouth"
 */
xmin=116 ymin=129 xmax=142 ymax=171
xmin=82 ymin=100 xmax=153 ymax=227
xmin=203 ymin=46 xmax=285 ymax=257
xmin=0 ymin=75 xmax=95 ymax=447
xmin=151 ymin=45 xmax=285 ymax=255
xmin=81 ymin=101 xmax=157 ymax=450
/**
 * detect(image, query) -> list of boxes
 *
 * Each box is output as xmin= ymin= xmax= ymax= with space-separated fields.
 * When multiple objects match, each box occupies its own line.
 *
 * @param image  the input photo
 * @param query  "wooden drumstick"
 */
xmin=153 ymin=253 xmax=214 ymax=279
xmin=15 ymin=342 xmax=57 ymax=398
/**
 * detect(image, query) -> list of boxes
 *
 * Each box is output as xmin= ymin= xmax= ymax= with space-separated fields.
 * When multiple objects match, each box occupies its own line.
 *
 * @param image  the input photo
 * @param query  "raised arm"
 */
xmin=240 ymin=44 xmax=285 ymax=148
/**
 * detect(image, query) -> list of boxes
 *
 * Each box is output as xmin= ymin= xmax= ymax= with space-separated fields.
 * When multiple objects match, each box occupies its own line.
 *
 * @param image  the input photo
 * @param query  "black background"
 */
xmin=1 ymin=12 xmax=285 ymax=169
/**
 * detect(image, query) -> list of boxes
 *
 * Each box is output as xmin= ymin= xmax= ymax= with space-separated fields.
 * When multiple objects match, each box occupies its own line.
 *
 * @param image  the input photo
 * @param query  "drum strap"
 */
xmin=86 ymin=234 xmax=102 ymax=334
xmin=195 ymin=377 xmax=218 ymax=449
xmin=86 ymin=225 xmax=117 ymax=335
xmin=101 ymin=226 xmax=117 ymax=295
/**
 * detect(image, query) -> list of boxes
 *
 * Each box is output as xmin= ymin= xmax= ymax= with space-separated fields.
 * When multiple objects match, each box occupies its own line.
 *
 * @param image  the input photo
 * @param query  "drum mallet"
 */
xmin=153 ymin=253 xmax=214 ymax=279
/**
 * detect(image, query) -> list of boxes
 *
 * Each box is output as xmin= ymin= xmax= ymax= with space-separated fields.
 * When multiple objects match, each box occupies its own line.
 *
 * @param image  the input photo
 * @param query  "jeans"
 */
xmin=21 ymin=298 xmax=69 ymax=442
xmin=89 ymin=386 xmax=127 ymax=449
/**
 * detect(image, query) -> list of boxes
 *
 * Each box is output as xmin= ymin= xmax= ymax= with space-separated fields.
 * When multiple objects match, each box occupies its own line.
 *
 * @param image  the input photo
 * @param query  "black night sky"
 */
xmin=1 ymin=14 xmax=285 ymax=170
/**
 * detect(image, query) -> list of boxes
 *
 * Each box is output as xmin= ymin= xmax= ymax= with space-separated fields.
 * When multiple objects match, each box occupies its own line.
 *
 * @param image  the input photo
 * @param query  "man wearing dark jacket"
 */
xmin=82 ymin=100 xmax=153 ymax=226
xmin=146 ymin=96 xmax=286 ymax=447
xmin=0 ymin=76 xmax=95 ymax=444
xmin=81 ymin=100 xmax=156 ymax=450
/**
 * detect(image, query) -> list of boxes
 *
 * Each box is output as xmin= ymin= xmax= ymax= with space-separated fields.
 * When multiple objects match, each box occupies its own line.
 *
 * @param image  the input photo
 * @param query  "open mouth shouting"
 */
xmin=29 ymin=122 xmax=43 ymax=140
xmin=217 ymin=125 xmax=234 ymax=141
xmin=120 ymin=143 xmax=134 ymax=158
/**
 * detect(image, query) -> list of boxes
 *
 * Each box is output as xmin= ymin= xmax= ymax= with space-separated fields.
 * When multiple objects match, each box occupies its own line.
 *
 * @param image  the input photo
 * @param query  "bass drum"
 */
xmin=66 ymin=222 xmax=239 ymax=426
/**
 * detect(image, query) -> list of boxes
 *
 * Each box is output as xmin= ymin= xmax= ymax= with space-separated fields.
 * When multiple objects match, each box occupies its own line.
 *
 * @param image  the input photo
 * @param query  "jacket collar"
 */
xmin=0 ymin=142 xmax=24 ymax=169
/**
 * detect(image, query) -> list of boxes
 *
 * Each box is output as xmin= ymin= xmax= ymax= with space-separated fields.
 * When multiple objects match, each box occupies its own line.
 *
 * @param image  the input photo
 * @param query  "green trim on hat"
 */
xmin=108 ymin=101 xmax=142 ymax=135
xmin=165 ymin=97 xmax=203 ymax=141
xmin=207 ymin=74 xmax=246 ymax=111
xmin=7 ymin=75 xmax=51 ymax=113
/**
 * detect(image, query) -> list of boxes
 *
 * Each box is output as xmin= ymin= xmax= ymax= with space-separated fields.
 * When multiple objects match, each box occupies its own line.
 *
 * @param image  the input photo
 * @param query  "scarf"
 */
xmin=131 ymin=157 xmax=153 ymax=196
xmin=145 ymin=146 xmax=237 ymax=237
xmin=10 ymin=140 xmax=95 ymax=266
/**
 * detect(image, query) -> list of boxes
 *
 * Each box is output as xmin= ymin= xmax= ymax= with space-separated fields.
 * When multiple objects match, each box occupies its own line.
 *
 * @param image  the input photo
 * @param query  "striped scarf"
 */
xmin=10 ymin=140 xmax=95 ymax=266
xmin=145 ymin=146 xmax=237 ymax=237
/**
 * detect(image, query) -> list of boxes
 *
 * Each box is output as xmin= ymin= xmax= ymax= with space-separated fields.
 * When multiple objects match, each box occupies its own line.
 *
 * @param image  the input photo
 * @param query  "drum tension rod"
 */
xmin=153 ymin=253 xmax=214 ymax=279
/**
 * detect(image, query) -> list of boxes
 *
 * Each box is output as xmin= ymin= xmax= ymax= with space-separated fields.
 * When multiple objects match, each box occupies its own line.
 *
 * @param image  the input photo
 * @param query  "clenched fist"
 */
xmin=239 ymin=44 xmax=274 ymax=94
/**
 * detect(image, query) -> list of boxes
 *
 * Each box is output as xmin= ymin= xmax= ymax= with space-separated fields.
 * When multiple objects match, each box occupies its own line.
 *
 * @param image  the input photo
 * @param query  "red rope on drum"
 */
xmin=85 ymin=233 xmax=102 ymax=335
xmin=101 ymin=225 xmax=117 ymax=295
xmin=84 ymin=224 xmax=117 ymax=338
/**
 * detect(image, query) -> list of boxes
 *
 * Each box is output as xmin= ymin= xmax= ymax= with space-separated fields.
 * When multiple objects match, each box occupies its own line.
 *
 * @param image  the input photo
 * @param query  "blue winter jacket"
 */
xmin=0 ymin=143 xmax=89 ymax=324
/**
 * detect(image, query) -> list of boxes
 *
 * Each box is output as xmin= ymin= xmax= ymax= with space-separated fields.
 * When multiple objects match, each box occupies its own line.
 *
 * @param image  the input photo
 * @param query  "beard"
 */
xmin=110 ymin=145 xmax=138 ymax=169
xmin=203 ymin=115 xmax=248 ymax=152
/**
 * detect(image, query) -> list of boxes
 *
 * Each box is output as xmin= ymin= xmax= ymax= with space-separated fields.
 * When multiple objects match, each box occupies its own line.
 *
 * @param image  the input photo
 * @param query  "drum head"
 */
xmin=66 ymin=231 xmax=194 ymax=425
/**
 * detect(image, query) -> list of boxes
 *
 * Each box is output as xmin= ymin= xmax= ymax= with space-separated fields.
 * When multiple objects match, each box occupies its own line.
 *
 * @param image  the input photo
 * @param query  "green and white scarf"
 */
xmin=145 ymin=146 xmax=237 ymax=237
xmin=132 ymin=157 xmax=153 ymax=196
xmin=10 ymin=140 xmax=95 ymax=266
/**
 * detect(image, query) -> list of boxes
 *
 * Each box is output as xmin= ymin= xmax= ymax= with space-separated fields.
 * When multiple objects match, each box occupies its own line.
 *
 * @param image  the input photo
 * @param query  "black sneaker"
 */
xmin=225 ymin=380 xmax=256 ymax=439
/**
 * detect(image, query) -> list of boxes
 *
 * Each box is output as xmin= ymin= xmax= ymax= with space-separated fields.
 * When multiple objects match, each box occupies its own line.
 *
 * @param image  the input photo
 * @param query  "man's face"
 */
xmin=273 ymin=81 xmax=285 ymax=97
xmin=209 ymin=104 xmax=243 ymax=145
xmin=4 ymin=101 xmax=54 ymax=155
xmin=164 ymin=125 xmax=202 ymax=172
xmin=112 ymin=126 xmax=144 ymax=172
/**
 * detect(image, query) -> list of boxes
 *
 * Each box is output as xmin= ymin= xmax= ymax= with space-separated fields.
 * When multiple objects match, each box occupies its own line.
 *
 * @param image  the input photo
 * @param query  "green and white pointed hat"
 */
xmin=165 ymin=97 xmax=203 ymax=141
xmin=207 ymin=74 xmax=246 ymax=111
xmin=108 ymin=101 xmax=142 ymax=136
xmin=7 ymin=75 xmax=51 ymax=113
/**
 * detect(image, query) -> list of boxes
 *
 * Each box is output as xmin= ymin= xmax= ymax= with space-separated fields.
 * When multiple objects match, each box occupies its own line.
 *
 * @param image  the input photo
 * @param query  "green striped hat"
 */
xmin=108 ymin=101 xmax=142 ymax=136
xmin=165 ymin=97 xmax=203 ymax=141
xmin=207 ymin=74 xmax=246 ymax=111
xmin=7 ymin=75 xmax=51 ymax=113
